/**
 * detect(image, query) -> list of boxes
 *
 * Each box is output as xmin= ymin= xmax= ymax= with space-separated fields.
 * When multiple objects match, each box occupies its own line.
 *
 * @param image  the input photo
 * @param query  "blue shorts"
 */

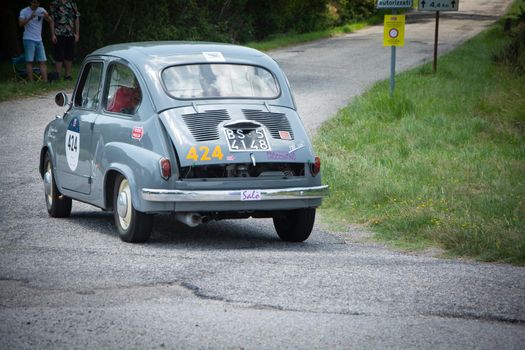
xmin=23 ymin=40 xmax=47 ymax=62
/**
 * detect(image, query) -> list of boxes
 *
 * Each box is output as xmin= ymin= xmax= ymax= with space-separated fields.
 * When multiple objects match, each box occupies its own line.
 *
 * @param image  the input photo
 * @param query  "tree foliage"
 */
xmin=3 ymin=0 xmax=376 ymax=59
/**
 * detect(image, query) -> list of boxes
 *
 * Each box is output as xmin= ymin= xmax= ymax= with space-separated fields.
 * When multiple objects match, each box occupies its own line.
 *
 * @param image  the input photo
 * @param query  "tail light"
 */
xmin=159 ymin=157 xmax=171 ymax=180
xmin=310 ymin=156 xmax=321 ymax=176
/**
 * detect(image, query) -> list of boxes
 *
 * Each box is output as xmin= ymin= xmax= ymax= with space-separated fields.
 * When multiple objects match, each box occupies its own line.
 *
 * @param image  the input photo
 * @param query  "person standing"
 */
xmin=50 ymin=0 xmax=80 ymax=81
xmin=19 ymin=0 xmax=54 ymax=82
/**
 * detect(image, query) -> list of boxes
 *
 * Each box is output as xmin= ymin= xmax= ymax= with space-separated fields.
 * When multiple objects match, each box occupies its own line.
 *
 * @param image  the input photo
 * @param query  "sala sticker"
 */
xmin=65 ymin=117 xmax=80 ymax=171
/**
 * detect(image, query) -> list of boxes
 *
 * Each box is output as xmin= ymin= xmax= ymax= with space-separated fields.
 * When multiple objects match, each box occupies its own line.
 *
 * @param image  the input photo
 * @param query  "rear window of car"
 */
xmin=162 ymin=64 xmax=280 ymax=99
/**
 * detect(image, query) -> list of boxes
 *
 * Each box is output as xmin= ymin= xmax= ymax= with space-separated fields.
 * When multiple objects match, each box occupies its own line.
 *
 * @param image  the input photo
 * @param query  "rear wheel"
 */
xmin=43 ymin=152 xmax=72 ymax=217
xmin=113 ymin=174 xmax=152 ymax=243
xmin=273 ymin=208 xmax=315 ymax=242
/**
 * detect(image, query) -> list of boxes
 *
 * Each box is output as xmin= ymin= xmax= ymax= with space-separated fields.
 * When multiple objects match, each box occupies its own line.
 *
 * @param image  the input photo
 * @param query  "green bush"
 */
xmin=4 ymin=0 xmax=379 ymax=60
xmin=494 ymin=7 xmax=525 ymax=74
xmin=329 ymin=0 xmax=376 ymax=25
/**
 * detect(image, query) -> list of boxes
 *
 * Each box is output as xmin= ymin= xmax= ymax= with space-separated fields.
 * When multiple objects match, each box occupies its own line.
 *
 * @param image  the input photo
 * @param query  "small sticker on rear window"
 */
xmin=202 ymin=52 xmax=225 ymax=62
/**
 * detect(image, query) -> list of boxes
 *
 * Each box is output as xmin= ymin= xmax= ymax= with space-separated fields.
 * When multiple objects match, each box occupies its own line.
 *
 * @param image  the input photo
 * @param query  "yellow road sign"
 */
xmin=384 ymin=15 xmax=405 ymax=47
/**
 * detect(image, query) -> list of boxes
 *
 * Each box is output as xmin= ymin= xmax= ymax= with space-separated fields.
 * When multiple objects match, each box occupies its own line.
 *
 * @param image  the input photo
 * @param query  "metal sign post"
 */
xmin=384 ymin=13 xmax=406 ymax=96
xmin=433 ymin=11 xmax=440 ymax=73
xmin=418 ymin=0 xmax=459 ymax=73
xmin=377 ymin=0 xmax=412 ymax=96
xmin=391 ymin=29 xmax=396 ymax=96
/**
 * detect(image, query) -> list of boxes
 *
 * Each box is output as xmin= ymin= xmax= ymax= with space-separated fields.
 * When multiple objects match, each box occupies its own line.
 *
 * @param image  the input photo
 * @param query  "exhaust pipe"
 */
xmin=175 ymin=213 xmax=207 ymax=227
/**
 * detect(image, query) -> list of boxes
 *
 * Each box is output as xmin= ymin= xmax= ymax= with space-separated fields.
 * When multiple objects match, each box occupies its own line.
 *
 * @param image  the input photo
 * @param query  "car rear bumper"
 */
xmin=142 ymin=185 xmax=329 ymax=202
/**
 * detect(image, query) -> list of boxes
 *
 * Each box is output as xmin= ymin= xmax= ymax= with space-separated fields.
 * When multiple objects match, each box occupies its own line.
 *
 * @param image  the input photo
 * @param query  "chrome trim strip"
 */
xmin=142 ymin=185 xmax=329 ymax=202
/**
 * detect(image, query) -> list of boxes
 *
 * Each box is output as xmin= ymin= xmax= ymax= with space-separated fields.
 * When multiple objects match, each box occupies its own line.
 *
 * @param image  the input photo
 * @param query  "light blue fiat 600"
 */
xmin=40 ymin=42 xmax=328 ymax=243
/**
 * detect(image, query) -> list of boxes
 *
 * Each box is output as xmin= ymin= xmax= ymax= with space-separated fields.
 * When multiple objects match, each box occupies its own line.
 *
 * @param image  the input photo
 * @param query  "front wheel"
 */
xmin=43 ymin=152 xmax=72 ymax=217
xmin=113 ymin=174 xmax=153 ymax=243
xmin=273 ymin=208 xmax=316 ymax=242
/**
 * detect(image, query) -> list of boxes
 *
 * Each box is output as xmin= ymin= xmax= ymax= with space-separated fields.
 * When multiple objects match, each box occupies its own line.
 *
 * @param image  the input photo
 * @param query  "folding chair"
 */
xmin=11 ymin=54 xmax=42 ymax=81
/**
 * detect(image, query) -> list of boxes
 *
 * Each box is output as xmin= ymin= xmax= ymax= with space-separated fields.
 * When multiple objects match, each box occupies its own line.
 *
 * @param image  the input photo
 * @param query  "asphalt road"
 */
xmin=1 ymin=0 xmax=524 ymax=348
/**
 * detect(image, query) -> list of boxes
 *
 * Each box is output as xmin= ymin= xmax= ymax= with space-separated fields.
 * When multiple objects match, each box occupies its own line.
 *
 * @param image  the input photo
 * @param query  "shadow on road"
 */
xmin=66 ymin=210 xmax=344 ymax=252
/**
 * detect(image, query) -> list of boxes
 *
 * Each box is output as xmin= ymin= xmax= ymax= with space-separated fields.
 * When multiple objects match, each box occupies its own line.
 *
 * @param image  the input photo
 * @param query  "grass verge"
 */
xmin=315 ymin=2 xmax=525 ymax=265
xmin=0 ymin=61 xmax=77 ymax=102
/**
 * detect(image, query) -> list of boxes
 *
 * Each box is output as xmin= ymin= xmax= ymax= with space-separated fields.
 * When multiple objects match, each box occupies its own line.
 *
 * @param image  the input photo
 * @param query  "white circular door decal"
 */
xmin=65 ymin=118 xmax=80 ymax=171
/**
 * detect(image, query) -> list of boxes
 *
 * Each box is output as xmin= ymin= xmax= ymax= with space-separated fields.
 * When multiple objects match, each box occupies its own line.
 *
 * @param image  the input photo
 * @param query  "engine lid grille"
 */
xmin=242 ymin=109 xmax=294 ymax=140
xmin=182 ymin=109 xmax=230 ymax=142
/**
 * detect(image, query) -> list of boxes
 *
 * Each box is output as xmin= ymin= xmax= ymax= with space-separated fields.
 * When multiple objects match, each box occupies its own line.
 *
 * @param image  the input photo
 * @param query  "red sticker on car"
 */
xmin=132 ymin=127 xmax=143 ymax=140
xmin=279 ymin=131 xmax=292 ymax=140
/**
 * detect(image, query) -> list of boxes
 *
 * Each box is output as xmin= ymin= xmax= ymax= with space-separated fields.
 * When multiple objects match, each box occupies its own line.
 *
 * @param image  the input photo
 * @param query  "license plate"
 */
xmin=224 ymin=128 xmax=271 ymax=152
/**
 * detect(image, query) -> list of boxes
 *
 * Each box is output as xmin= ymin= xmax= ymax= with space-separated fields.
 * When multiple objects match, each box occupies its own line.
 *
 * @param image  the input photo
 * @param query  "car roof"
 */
xmin=88 ymin=41 xmax=294 ymax=112
xmin=90 ymin=41 xmax=267 ymax=69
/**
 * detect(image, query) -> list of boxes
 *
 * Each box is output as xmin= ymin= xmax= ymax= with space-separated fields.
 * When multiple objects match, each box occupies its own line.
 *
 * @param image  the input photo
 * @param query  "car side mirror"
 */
xmin=55 ymin=92 xmax=69 ymax=107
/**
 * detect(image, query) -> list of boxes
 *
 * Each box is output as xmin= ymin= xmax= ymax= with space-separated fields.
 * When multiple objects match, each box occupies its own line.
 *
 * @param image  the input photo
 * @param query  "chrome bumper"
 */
xmin=142 ymin=185 xmax=329 ymax=202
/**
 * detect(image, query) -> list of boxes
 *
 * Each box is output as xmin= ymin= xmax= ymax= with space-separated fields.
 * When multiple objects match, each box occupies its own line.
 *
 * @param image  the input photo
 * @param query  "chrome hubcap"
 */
xmin=117 ymin=179 xmax=132 ymax=230
xmin=117 ymin=191 xmax=128 ymax=218
xmin=44 ymin=163 xmax=53 ymax=204
xmin=44 ymin=171 xmax=52 ymax=196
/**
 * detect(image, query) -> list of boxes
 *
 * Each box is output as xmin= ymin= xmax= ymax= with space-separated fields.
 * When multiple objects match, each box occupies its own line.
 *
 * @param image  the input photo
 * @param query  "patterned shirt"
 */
xmin=50 ymin=0 xmax=80 ymax=37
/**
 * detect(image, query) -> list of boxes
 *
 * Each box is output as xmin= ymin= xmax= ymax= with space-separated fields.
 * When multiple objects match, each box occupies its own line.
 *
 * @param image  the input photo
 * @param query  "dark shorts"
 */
xmin=54 ymin=35 xmax=75 ymax=62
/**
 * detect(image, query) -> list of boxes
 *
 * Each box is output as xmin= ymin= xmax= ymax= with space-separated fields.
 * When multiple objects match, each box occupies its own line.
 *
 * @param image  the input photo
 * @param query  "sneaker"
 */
xmin=64 ymin=76 xmax=72 ymax=81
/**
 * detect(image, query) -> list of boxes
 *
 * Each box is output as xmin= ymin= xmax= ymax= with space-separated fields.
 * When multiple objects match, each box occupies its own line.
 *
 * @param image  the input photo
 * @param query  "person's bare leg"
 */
xmin=64 ymin=60 xmax=73 ymax=79
xmin=55 ymin=61 xmax=63 ymax=79
xmin=26 ymin=62 xmax=34 ymax=82
xmin=39 ymin=61 xmax=48 ymax=82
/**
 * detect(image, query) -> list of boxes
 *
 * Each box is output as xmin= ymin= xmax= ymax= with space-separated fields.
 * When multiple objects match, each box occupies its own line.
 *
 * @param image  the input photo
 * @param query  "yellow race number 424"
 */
xmin=186 ymin=145 xmax=224 ymax=161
